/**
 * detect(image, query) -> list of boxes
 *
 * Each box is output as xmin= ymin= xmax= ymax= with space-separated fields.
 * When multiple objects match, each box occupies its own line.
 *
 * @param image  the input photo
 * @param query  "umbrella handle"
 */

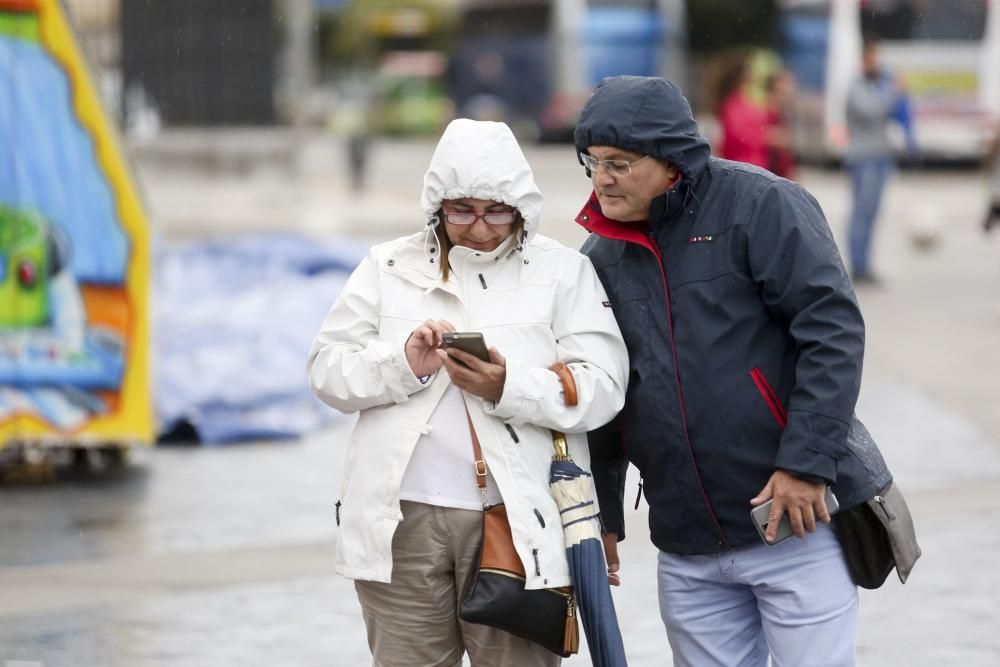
xmin=552 ymin=431 xmax=570 ymax=460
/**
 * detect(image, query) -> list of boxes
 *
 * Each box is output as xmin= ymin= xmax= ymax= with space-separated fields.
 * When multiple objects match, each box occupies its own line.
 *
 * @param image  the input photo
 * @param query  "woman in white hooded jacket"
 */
xmin=308 ymin=119 xmax=628 ymax=666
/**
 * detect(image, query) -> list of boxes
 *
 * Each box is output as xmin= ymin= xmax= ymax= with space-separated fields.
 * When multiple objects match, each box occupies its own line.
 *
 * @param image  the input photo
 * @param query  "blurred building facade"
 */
xmin=64 ymin=0 xmax=690 ymax=135
xmin=121 ymin=0 xmax=277 ymax=126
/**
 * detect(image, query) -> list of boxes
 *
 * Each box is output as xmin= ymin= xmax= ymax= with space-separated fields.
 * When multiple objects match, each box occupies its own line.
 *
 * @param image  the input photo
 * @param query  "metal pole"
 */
xmin=287 ymin=0 xmax=315 ymax=126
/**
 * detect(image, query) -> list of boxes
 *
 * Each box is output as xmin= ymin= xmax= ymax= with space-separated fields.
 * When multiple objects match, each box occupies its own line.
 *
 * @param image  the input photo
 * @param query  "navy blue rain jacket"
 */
xmin=575 ymin=76 xmax=891 ymax=555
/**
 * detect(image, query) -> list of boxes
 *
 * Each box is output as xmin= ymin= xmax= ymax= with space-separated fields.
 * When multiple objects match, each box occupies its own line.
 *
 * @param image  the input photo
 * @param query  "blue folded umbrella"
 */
xmin=550 ymin=445 xmax=628 ymax=666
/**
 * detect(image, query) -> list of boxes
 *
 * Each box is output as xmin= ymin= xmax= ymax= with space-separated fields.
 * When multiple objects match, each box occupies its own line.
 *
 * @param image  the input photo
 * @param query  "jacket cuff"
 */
xmin=592 ymin=458 xmax=628 ymax=540
xmin=482 ymin=358 xmax=533 ymax=421
xmin=381 ymin=348 xmax=430 ymax=403
xmin=786 ymin=471 xmax=827 ymax=486
xmin=774 ymin=411 xmax=848 ymax=483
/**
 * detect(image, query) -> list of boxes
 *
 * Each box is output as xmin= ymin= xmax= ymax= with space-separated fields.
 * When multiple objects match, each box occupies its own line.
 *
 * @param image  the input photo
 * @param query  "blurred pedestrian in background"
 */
xmin=574 ymin=75 xmax=894 ymax=667
xmin=715 ymin=55 xmax=770 ymax=169
xmin=845 ymin=36 xmax=910 ymax=285
xmin=332 ymin=75 xmax=375 ymax=193
xmin=984 ymin=121 xmax=1000 ymax=233
xmin=307 ymin=119 xmax=628 ymax=666
xmin=765 ymin=68 xmax=797 ymax=180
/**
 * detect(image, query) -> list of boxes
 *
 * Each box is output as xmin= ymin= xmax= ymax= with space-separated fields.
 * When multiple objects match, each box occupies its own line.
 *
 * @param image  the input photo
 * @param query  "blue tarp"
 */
xmin=155 ymin=234 xmax=366 ymax=444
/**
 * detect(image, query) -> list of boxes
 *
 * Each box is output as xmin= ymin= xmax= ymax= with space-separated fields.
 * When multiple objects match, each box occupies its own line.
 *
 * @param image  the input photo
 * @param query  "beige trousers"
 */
xmin=354 ymin=500 xmax=562 ymax=667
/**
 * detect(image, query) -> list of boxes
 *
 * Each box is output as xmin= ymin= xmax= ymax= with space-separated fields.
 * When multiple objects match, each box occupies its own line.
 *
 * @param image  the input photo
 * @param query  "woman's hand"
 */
xmin=437 ymin=346 xmax=507 ymax=402
xmin=405 ymin=319 xmax=456 ymax=377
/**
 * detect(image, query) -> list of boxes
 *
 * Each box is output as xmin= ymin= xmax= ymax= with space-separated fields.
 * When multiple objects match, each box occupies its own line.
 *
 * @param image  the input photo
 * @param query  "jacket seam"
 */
xmin=669 ymin=269 xmax=741 ymax=288
xmin=628 ymin=81 xmax=661 ymax=146
xmin=784 ymin=407 xmax=853 ymax=428
xmin=647 ymin=240 xmax=730 ymax=549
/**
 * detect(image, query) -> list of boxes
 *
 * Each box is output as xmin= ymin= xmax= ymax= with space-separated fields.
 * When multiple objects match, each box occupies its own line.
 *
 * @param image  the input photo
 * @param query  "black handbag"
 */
xmin=458 ymin=412 xmax=579 ymax=657
xmin=834 ymin=480 xmax=921 ymax=589
xmin=460 ymin=503 xmax=579 ymax=657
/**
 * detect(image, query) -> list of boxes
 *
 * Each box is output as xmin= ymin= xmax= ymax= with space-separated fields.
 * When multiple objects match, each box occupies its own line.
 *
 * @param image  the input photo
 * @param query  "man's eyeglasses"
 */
xmin=579 ymin=153 xmax=651 ymax=178
xmin=442 ymin=210 xmax=517 ymax=226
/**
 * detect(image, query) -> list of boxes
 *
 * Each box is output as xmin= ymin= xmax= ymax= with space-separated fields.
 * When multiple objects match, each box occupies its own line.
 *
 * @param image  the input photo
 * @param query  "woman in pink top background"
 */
xmin=716 ymin=57 xmax=770 ymax=168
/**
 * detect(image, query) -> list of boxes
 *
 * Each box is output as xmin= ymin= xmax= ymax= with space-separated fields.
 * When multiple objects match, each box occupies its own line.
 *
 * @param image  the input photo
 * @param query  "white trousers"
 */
xmin=657 ymin=522 xmax=858 ymax=667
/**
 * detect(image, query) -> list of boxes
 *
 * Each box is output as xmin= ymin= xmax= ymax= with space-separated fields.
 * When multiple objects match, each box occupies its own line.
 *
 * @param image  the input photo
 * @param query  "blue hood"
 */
xmin=573 ymin=76 xmax=711 ymax=181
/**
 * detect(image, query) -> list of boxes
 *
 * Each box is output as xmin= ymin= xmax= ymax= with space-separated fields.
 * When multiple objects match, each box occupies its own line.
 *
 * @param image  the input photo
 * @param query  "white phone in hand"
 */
xmin=751 ymin=487 xmax=839 ymax=545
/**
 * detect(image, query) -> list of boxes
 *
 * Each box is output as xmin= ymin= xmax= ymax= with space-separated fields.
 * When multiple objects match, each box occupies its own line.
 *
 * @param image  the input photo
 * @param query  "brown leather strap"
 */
xmin=548 ymin=362 xmax=578 ymax=458
xmin=467 ymin=363 xmax=576 ymax=490
xmin=549 ymin=362 xmax=578 ymax=407
xmin=465 ymin=409 xmax=488 ymax=496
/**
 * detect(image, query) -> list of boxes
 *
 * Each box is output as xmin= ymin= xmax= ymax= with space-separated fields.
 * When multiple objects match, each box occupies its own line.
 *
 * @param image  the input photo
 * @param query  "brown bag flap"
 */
xmin=866 ymin=480 xmax=921 ymax=584
xmin=480 ymin=504 xmax=526 ymax=578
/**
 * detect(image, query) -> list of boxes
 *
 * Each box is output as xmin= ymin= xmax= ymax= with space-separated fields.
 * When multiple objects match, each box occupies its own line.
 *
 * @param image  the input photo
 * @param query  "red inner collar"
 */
xmin=575 ymin=173 xmax=685 ymax=249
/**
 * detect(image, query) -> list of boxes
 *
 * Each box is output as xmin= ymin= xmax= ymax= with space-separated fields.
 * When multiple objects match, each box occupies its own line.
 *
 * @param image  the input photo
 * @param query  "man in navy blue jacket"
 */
xmin=576 ymin=76 xmax=892 ymax=666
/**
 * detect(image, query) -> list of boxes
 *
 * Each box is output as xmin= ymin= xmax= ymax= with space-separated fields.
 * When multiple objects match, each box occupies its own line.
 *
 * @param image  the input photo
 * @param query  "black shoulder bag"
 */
xmin=458 ymin=412 xmax=579 ymax=657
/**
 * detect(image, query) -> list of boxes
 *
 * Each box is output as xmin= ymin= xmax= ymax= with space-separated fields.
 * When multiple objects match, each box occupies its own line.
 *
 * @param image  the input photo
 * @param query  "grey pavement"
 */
xmin=1 ymin=132 xmax=999 ymax=665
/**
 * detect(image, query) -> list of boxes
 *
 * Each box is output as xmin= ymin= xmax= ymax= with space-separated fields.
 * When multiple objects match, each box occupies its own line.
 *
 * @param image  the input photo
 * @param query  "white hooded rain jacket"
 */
xmin=308 ymin=119 xmax=628 ymax=589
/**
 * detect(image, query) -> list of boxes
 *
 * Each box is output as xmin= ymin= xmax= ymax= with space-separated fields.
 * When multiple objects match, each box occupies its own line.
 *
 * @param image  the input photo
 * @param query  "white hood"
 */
xmin=420 ymin=119 xmax=543 ymax=243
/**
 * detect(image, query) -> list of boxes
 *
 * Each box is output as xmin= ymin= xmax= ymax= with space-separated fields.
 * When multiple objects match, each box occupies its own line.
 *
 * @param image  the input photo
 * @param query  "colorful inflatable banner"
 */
xmin=0 ymin=0 xmax=152 ymax=445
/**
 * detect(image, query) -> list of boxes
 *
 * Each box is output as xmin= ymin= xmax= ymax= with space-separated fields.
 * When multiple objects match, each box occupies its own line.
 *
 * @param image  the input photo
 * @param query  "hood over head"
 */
xmin=574 ymin=76 xmax=711 ymax=181
xmin=421 ymin=119 xmax=543 ymax=243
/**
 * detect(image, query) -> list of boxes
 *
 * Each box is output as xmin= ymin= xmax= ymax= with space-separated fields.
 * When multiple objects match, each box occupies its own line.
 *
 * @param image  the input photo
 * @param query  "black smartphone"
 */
xmin=440 ymin=331 xmax=490 ymax=363
xmin=751 ymin=487 xmax=840 ymax=545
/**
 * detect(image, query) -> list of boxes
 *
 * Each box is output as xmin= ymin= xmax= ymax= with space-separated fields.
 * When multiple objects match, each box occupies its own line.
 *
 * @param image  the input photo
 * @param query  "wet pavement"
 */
xmin=2 ymin=135 xmax=1000 ymax=665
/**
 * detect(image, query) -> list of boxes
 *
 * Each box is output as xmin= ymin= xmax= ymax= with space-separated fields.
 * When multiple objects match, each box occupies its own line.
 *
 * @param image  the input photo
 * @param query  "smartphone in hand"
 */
xmin=751 ymin=487 xmax=839 ymax=545
xmin=440 ymin=332 xmax=490 ymax=364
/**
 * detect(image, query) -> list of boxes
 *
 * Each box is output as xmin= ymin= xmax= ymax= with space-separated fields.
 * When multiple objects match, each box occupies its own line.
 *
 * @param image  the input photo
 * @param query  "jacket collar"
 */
xmin=575 ymin=193 xmax=653 ymax=250
xmin=447 ymin=232 xmax=521 ymax=268
xmin=386 ymin=231 xmax=522 ymax=298
xmin=574 ymin=175 xmax=690 ymax=247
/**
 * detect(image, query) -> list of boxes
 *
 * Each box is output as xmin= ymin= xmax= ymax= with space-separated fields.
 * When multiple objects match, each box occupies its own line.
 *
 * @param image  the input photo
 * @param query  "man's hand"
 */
xmin=405 ymin=319 xmax=456 ymax=377
xmin=602 ymin=532 xmax=621 ymax=587
xmin=436 ymin=346 xmax=506 ymax=402
xmin=750 ymin=470 xmax=830 ymax=543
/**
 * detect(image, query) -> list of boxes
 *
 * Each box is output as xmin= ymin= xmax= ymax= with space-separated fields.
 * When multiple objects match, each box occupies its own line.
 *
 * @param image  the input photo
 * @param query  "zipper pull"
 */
xmin=334 ymin=500 xmax=341 ymax=526
xmin=634 ymin=480 xmax=644 ymax=510
xmin=564 ymin=594 xmax=579 ymax=654
xmin=504 ymin=423 xmax=519 ymax=443
xmin=872 ymin=495 xmax=895 ymax=521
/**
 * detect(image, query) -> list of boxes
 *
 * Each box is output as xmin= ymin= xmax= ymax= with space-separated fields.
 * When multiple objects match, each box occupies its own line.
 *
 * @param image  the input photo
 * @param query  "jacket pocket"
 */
xmin=749 ymin=367 xmax=787 ymax=428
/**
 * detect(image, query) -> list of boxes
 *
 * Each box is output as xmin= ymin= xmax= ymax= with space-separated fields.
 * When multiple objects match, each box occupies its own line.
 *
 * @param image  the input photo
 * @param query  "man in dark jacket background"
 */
xmin=576 ymin=76 xmax=892 ymax=666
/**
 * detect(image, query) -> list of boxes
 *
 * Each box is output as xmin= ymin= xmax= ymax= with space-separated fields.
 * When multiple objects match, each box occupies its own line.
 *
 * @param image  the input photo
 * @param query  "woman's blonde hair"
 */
xmin=433 ymin=209 xmax=525 ymax=282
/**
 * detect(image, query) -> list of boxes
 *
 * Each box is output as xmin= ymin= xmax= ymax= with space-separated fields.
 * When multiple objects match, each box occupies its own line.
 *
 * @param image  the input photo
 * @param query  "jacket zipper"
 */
xmin=578 ymin=195 xmax=728 ymax=549
xmin=335 ymin=500 xmax=341 ymax=526
xmin=872 ymin=495 xmax=895 ymax=521
xmin=641 ymin=229 xmax=730 ymax=549
xmin=749 ymin=367 xmax=788 ymax=428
